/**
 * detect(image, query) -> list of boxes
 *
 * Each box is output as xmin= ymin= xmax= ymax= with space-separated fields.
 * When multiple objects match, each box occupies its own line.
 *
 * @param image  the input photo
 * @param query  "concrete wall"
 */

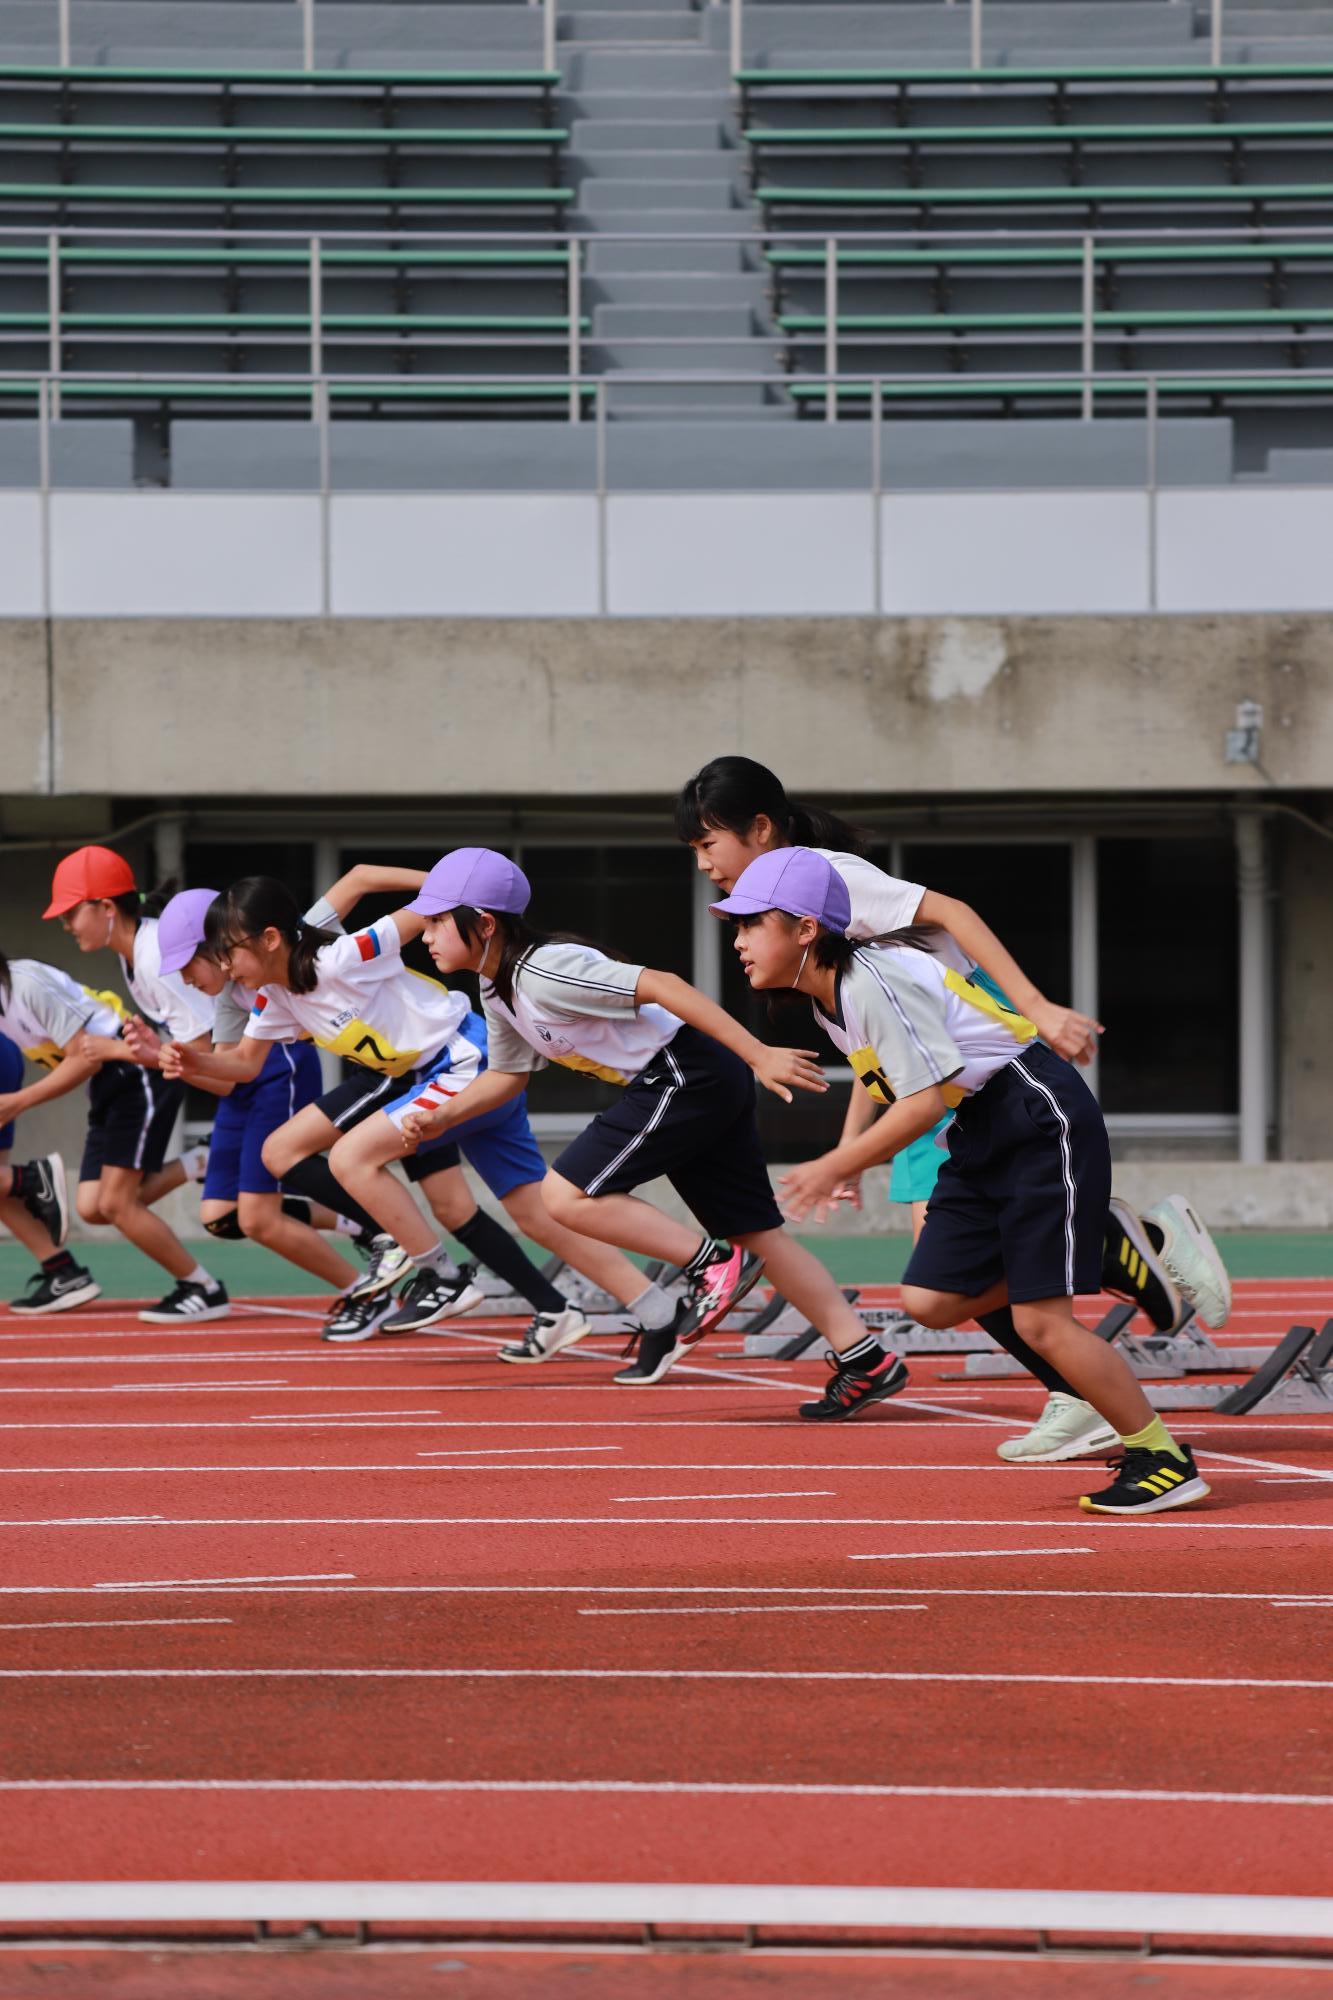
xmin=1 ymin=613 xmax=1331 ymax=799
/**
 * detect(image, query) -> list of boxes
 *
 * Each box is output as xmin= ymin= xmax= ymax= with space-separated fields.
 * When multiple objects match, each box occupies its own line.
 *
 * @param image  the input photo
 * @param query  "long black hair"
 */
xmin=204 ymin=876 xmax=339 ymax=996
xmin=674 ymin=756 xmax=868 ymax=856
xmin=0 ymin=949 xmax=10 ymax=1003
xmin=449 ymin=905 xmax=610 ymax=1012
xmin=109 ymin=878 xmax=179 ymax=923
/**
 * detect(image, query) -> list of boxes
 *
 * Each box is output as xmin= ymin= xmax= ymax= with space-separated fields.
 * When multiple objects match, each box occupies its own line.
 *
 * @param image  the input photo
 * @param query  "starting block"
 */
xmin=1149 ymin=1318 xmax=1333 ymax=1414
xmin=964 ymin=1300 xmax=1275 ymax=1381
xmin=744 ymin=1299 xmax=999 ymax=1360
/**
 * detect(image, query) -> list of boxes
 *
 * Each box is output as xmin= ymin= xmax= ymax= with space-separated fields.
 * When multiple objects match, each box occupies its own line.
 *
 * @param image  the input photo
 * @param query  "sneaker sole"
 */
xmin=680 ymin=1256 xmax=766 ymax=1347
xmin=498 ymin=1323 xmax=591 ymax=1365
xmin=388 ymin=1283 xmax=487 ymax=1335
xmin=1079 ymin=1476 xmax=1211 ymax=1515
xmin=9 ymin=1279 xmax=102 ymax=1316
xmin=322 ymin=1305 xmax=397 ymax=1344
xmin=346 ymin=1259 xmax=411 ymax=1302
xmin=997 ymin=1422 xmax=1119 ymax=1464
xmin=798 ymin=1361 xmax=911 ymax=1422
xmin=1150 ymin=1197 xmax=1232 ymax=1330
xmin=137 ymin=1302 xmax=231 ymax=1324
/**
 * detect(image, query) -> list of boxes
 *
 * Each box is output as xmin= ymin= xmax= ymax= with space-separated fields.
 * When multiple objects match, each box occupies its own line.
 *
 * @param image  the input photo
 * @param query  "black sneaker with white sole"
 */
xmin=612 ymin=1302 xmax=695 ymax=1386
xmin=138 ymin=1279 xmax=230 ymax=1325
xmin=498 ymin=1306 xmax=591 ymax=1364
xmin=1079 ymin=1442 xmax=1210 ymax=1516
xmin=19 ymin=1153 xmax=68 ymax=1250
xmin=321 ymin=1290 xmax=398 ymax=1344
xmin=379 ymin=1263 xmax=485 ymax=1335
xmin=9 ymin=1262 xmax=101 ymax=1315
xmin=799 ymin=1350 xmax=910 ymax=1422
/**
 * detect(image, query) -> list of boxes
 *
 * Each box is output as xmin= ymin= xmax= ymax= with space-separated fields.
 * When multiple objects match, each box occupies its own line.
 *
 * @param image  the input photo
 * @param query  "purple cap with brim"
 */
xmin=407 ymin=847 xmax=532 ymax=919
xmin=157 ymin=887 xmax=222 ymax=975
xmin=709 ymin=848 xmax=852 ymax=935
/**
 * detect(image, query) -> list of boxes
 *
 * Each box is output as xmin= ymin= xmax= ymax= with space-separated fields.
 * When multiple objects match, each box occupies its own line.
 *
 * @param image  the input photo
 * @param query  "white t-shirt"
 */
xmin=119 ymin=916 xmax=215 ymax=1043
xmin=0 ymin=959 xmax=126 ymax=1071
xmin=814 ymin=944 xmax=1039 ymax=1110
xmin=211 ymin=901 xmax=342 ymax=1047
xmin=244 ymin=914 xmax=470 ymax=1079
xmin=482 ymin=942 xmax=681 ymax=1087
xmin=814 ymin=848 xmax=973 ymax=976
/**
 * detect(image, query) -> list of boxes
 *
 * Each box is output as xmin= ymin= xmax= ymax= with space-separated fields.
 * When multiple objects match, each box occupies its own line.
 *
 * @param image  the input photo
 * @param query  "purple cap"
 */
xmin=407 ymin=847 xmax=532 ymax=919
xmin=709 ymin=848 xmax=852 ymax=934
xmin=157 ymin=887 xmax=222 ymax=974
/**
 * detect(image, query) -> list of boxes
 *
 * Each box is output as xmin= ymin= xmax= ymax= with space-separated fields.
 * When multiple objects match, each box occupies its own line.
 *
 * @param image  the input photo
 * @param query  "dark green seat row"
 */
xmin=777 ymin=306 xmax=1333 ymax=333
xmin=746 ymin=119 xmax=1333 ymax=151
xmin=756 ymin=182 xmax=1333 ymax=221
xmin=1 ymin=122 xmax=568 ymax=149
xmin=0 ymin=179 xmax=574 ymax=214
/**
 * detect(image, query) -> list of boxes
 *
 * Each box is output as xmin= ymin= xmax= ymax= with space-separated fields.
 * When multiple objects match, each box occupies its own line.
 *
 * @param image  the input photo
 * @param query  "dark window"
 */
xmin=897 ymin=841 xmax=1072 ymax=1009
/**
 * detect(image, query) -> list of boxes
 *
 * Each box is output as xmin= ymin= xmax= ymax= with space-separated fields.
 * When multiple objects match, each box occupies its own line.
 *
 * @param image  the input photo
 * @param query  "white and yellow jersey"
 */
xmin=814 ymin=943 xmax=1039 ymax=1110
xmin=482 ymin=942 xmax=681 ymax=1087
xmin=120 ymin=916 xmax=215 ymax=1043
xmin=244 ymin=914 xmax=469 ymax=1079
xmin=0 ymin=959 xmax=127 ymax=1071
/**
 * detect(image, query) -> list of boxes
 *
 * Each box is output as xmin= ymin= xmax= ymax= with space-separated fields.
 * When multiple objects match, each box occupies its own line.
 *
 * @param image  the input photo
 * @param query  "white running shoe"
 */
xmin=348 ymin=1234 xmax=412 ymax=1301
xmin=1144 ymin=1194 xmax=1232 ymax=1330
xmin=997 ymin=1392 xmax=1119 ymax=1463
xmin=498 ymin=1307 xmax=592 ymax=1364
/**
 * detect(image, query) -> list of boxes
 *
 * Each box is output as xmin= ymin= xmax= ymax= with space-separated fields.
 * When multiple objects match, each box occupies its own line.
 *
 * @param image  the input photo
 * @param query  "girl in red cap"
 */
xmin=44 ymin=845 xmax=228 ymax=1323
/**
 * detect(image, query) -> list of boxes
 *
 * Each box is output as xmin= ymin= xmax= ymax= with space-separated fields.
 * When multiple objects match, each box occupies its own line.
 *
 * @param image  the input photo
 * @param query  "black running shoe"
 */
xmin=613 ymin=1312 xmax=692 ymax=1386
xmin=1079 ymin=1442 xmax=1209 ymax=1516
xmin=9 ymin=1263 xmax=101 ymax=1315
xmin=498 ymin=1306 xmax=591 ymax=1364
xmin=379 ymin=1263 xmax=484 ymax=1335
xmin=347 ymin=1233 xmax=412 ymax=1301
xmin=19 ymin=1153 xmax=68 ymax=1250
xmin=321 ymin=1290 xmax=397 ymax=1344
xmin=1101 ymin=1195 xmax=1182 ymax=1334
xmin=138 ymin=1279 xmax=230 ymax=1325
xmin=799 ymin=1350 xmax=910 ymax=1422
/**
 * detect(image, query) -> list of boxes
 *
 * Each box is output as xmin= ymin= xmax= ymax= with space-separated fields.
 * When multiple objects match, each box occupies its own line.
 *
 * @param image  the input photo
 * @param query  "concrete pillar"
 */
xmin=312 ymin=835 xmax=341 ymax=1090
xmin=1236 ymin=811 xmax=1270 ymax=1164
xmin=692 ymin=866 xmax=722 ymax=1002
xmin=1070 ymin=833 xmax=1099 ymax=1102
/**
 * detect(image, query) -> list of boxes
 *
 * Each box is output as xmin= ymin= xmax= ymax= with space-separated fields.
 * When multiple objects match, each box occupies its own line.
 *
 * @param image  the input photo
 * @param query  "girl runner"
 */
xmin=42 ymin=845 xmax=228 ymax=1324
xmin=713 ymin=846 xmax=1209 ymax=1509
xmin=392 ymin=847 xmax=898 ymax=1390
xmin=0 ymin=965 xmax=102 ymax=1312
xmin=676 ymin=756 xmax=1231 ymax=1460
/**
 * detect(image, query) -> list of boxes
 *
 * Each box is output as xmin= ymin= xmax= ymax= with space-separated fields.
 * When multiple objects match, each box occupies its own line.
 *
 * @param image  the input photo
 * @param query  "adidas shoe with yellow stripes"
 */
xmin=1102 ymin=1195 xmax=1182 ymax=1333
xmin=1079 ymin=1443 xmax=1210 ymax=1515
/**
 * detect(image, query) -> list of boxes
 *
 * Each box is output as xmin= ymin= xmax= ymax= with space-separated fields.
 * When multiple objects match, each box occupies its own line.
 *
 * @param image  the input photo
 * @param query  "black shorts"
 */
xmin=80 ymin=1063 xmax=182 ymax=1182
xmin=553 ymin=1025 xmax=782 ymax=1241
xmin=902 ymin=1041 xmax=1111 ymax=1306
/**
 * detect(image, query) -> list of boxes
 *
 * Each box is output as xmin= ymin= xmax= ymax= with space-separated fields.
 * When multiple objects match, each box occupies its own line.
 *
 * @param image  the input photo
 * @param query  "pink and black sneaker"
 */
xmin=676 ymin=1243 xmax=766 ymax=1349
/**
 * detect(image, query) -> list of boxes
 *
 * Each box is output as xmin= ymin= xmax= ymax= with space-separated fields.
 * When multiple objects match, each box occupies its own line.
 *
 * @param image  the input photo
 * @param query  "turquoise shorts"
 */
xmin=889 ymin=1113 xmax=953 ymax=1205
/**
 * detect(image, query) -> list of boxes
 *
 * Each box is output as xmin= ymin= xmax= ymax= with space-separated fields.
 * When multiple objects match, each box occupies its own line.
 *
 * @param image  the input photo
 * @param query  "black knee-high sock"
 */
xmin=452 ymin=1209 xmax=567 ymax=1315
xmin=279 ymin=1155 xmax=380 ymax=1239
xmin=978 ymin=1308 xmax=1078 ymax=1398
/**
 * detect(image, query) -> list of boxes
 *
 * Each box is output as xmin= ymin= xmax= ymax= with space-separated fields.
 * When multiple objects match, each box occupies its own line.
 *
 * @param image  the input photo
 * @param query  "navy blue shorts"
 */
xmin=203 ymin=1041 xmax=324 ymax=1202
xmin=0 ymin=1033 xmax=23 ymax=1151
xmin=80 ymin=1062 xmax=182 ymax=1181
xmin=902 ymin=1041 xmax=1111 ymax=1306
xmin=553 ymin=1024 xmax=782 ymax=1241
xmin=317 ymin=1043 xmax=544 ymax=1202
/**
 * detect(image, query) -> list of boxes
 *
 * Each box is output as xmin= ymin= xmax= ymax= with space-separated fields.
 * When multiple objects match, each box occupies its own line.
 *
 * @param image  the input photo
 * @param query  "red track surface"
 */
xmin=1 ymin=1276 xmax=1331 ymax=1977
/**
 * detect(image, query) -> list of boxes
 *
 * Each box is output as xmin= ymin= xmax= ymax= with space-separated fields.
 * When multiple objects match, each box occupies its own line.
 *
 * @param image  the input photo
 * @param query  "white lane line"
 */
xmin=1 ymin=1413 xmax=1329 ymax=1431
xmin=7 ymin=1666 xmax=1331 ymax=1689
xmin=93 ymin=1573 xmax=356 ymax=1592
xmin=249 ymin=1411 xmax=442 ymax=1422
xmin=0 ymin=1582 xmax=1322 ymax=1602
xmin=612 ymin=1491 xmax=835 ymax=1504
xmin=850 ymin=1549 xmax=1093 ymax=1562
xmin=7 ymin=1779 xmax=1333 ymax=1809
xmin=1196 ymin=1446 xmax=1333 ymax=1485
xmin=7 ymin=1515 xmax=1332 ymax=1530
xmin=0 ymin=1381 xmax=797 ymax=1397
xmin=579 ymin=1605 xmax=929 ymax=1617
xmin=0 ymin=1461 xmax=1133 ymax=1474
xmin=0 ymin=1618 xmax=233 ymax=1632
xmin=417 ymin=1445 xmax=622 ymax=1457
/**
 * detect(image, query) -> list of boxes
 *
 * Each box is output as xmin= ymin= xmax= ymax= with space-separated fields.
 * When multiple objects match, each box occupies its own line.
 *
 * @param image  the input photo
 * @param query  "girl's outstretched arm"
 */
xmin=161 ymin=1035 xmax=269 ymax=1089
xmin=780 ymin=1085 xmax=948 ymax=1225
xmin=634 ymin=968 xmax=826 ymax=1103
xmin=916 ymin=890 xmax=1102 ymax=1063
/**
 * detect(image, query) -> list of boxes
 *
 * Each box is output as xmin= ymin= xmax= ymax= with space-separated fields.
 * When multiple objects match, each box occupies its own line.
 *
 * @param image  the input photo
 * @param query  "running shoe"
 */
xmin=498 ymin=1306 xmax=591 ymax=1364
xmin=613 ymin=1310 xmax=694 ymax=1386
xmin=347 ymin=1233 xmax=412 ymax=1301
xmin=378 ymin=1263 xmax=484 ymax=1335
xmin=676 ymin=1245 xmax=766 ymax=1348
xmin=1101 ymin=1195 xmax=1182 ymax=1333
xmin=1079 ymin=1443 xmax=1209 ymax=1516
xmin=799 ymin=1349 xmax=910 ymax=1422
xmin=18 ymin=1153 xmax=68 ymax=1249
xmin=139 ymin=1279 xmax=230 ymax=1324
xmin=996 ymin=1392 xmax=1118 ymax=1464
xmin=9 ymin=1262 xmax=101 ymax=1315
xmin=1144 ymin=1194 xmax=1232 ymax=1330
xmin=321 ymin=1290 xmax=398 ymax=1344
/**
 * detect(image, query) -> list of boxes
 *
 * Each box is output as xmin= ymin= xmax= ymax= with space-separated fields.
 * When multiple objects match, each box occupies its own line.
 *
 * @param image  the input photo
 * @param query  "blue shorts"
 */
xmin=404 ymin=1091 xmax=546 ymax=1200
xmin=889 ymin=1113 xmax=953 ymax=1205
xmin=0 ymin=1034 xmax=23 ymax=1151
xmin=202 ymin=1041 xmax=323 ymax=1202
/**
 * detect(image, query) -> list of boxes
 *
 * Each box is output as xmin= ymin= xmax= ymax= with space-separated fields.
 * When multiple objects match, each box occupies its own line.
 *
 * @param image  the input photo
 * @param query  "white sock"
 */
xmin=180 ymin=1146 xmax=209 ymax=1184
xmin=410 ymin=1243 xmax=457 ymax=1280
xmin=184 ymin=1262 xmax=219 ymax=1292
xmin=628 ymin=1280 xmax=677 ymax=1331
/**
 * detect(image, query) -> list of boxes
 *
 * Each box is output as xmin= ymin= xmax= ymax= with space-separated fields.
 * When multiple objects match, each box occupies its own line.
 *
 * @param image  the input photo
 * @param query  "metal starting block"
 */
xmin=1148 ymin=1318 xmax=1333 ymax=1414
xmin=964 ymin=1300 xmax=1274 ymax=1381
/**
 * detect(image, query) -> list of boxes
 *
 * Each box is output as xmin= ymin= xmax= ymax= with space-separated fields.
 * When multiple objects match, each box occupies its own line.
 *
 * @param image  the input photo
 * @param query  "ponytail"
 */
xmin=205 ymin=876 xmax=338 ymax=995
xmin=451 ymin=904 xmax=612 ymax=1012
xmin=110 ymin=878 xmax=178 ymax=923
xmin=674 ymin=755 xmax=868 ymax=857
xmin=0 ymin=949 xmax=10 ymax=1004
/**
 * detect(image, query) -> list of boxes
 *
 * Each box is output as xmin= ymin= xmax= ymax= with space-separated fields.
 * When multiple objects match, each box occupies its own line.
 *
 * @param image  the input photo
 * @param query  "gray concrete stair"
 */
xmin=572 ymin=119 xmax=727 ymax=150
xmin=585 ymin=239 xmax=753 ymax=275
xmin=562 ymin=10 xmax=706 ymax=43
xmin=576 ymin=149 xmax=741 ymax=182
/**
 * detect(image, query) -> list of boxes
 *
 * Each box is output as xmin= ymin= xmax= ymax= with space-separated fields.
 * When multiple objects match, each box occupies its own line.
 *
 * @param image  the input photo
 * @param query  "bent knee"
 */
xmin=900 ymin=1286 xmax=956 ymax=1331
xmin=75 ymin=1186 xmax=107 ymax=1227
xmin=238 ymin=1199 xmax=282 ymax=1245
xmin=260 ymin=1133 xmax=293 ymax=1179
xmin=541 ymin=1172 xmax=586 ymax=1225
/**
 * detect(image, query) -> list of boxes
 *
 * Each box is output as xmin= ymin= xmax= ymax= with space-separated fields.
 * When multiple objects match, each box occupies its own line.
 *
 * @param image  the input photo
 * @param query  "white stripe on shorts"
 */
xmin=583 ymin=1043 xmax=685 ymax=1198
xmin=130 ymin=1067 xmax=155 ymax=1172
xmin=1010 ymin=1057 xmax=1077 ymax=1297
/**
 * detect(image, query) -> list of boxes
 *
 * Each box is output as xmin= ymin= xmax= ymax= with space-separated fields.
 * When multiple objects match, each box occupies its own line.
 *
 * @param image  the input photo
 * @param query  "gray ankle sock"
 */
xmin=410 ymin=1244 xmax=457 ymax=1280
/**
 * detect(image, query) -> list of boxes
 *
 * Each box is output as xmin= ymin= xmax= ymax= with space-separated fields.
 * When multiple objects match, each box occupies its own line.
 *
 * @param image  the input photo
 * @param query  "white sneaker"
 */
xmin=348 ymin=1235 xmax=412 ymax=1301
xmin=1144 ymin=1195 xmax=1232 ymax=1330
xmin=498 ymin=1307 xmax=591 ymax=1364
xmin=997 ymin=1393 xmax=1118 ymax=1463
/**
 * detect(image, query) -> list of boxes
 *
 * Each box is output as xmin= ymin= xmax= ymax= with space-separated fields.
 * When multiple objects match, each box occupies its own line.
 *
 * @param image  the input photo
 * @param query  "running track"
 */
xmin=2 ymin=1277 xmax=1332 ymax=1979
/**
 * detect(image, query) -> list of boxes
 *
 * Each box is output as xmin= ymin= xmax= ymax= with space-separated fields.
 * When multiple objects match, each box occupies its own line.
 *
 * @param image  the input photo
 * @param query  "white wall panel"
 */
xmin=1158 ymin=489 xmax=1333 ymax=612
xmin=607 ymin=495 xmax=875 ymax=615
xmin=0 ymin=494 xmax=43 ymax=615
xmin=881 ymin=492 xmax=1149 ymax=614
xmin=331 ymin=495 xmax=598 ymax=615
xmin=51 ymin=494 xmax=321 ymax=616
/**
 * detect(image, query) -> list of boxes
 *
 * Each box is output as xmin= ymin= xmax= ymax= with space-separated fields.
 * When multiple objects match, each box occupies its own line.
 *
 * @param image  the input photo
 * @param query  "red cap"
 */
xmin=43 ymin=845 xmax=138 ymax=919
